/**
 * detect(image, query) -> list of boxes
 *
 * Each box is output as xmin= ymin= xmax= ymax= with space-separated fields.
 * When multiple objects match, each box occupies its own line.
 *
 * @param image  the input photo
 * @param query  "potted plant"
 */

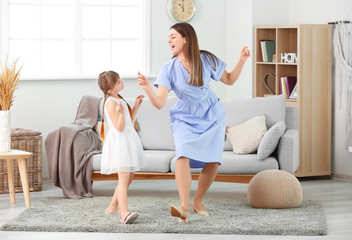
xmin=0 ymin=56 xmax=21 ymax=152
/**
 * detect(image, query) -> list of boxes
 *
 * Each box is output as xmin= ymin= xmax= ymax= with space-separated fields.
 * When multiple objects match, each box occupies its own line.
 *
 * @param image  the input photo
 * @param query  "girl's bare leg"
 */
xmin=117 ymin=171 xmax=132 ymax=219
xmin=107 ymin=172 xmax=134 ymax=211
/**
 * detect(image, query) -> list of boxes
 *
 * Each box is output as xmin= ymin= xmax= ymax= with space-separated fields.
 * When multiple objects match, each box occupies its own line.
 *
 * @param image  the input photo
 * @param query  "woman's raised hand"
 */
xmin=138 ymin=71 xmax=151 ymax=91
xmin=239 ymin=46 xmax=251 ymax=64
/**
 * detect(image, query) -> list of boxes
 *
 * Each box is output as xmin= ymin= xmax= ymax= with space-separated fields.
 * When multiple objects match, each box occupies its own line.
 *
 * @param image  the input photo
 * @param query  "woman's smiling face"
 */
xmin=168 ymin=28 xmax=187 ymax=55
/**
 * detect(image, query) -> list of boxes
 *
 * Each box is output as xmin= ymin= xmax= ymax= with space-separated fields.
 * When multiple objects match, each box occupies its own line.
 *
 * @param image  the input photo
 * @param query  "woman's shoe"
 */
xmin=170 ymin=205 xmax=189 ymax=223
xmin=192 ymin=205 xmax=209 ymax=216
xmin=105 ymin=208 xmax=121 ymax=214
xmin=120 ymin=212 xmax=138 ymax=224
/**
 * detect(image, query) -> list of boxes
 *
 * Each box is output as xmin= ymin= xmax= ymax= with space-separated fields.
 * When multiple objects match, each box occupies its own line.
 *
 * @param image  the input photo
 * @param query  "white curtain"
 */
xmin=334 ymin=22 xmax=352 ymax=151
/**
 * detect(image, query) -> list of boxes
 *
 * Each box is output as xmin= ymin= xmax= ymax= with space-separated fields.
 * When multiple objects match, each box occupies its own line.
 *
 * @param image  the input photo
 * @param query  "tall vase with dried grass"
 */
xmin=0 ymin=56 xmax=21 ymax=152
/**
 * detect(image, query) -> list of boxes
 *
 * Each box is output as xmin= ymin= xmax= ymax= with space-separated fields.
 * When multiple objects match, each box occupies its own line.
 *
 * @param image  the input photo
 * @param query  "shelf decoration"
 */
xmin=281 ymin=53 xmax=297 ymax=63
xmin=263 ymin=73 xmax=276 ymax=95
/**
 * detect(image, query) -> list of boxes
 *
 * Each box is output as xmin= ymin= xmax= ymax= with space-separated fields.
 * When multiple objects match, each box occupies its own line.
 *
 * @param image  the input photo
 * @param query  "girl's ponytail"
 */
xmin=117 ymin=94 xmax=133 ymax=122
xmin=117 ymin=94 xmax=139 ymax=131
xmin=101 ymin=94 xmax=107 ymax=143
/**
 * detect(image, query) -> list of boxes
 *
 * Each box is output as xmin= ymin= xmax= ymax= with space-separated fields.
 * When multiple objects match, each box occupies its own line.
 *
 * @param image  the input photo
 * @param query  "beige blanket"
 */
xmin=45 ymin=95 xmax=102 ymax=199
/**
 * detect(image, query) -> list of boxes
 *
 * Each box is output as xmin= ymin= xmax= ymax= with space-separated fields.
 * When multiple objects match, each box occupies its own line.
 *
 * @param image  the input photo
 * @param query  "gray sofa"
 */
xmin=91 ymin=94 xmax=299 ymax=183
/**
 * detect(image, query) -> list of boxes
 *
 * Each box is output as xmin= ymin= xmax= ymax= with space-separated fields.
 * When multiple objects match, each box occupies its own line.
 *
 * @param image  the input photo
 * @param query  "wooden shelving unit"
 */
xmin=254 ymin=24 xmax=332 ymax=177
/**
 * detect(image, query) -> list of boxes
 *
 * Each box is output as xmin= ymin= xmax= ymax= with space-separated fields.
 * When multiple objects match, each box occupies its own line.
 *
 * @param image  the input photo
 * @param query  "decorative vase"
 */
xmin=0 ymin=110 xmax=11 ymax=152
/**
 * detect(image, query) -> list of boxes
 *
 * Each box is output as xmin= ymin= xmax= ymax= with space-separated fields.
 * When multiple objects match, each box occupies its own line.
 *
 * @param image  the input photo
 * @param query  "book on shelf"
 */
xmin=259 ymin=40 xmax=270 ymax=61
xmin=279 ymin=76 xmax=297 ymax=99
xmin=260 ymin=40 xmax=276 ymax=62
xmin=284 ymin=76 xmax=297 ymax=96
xmin=289 ymin=83 xmax=298 ymax=99
xmin=280 ymin=77 xmax=287 ymax=97
xmin=260 ymin=41 xmax=266 ymax=61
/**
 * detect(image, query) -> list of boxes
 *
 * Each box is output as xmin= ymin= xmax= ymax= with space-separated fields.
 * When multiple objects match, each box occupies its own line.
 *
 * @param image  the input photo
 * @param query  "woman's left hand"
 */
xmin=138 ymin=71 xmax=152 ymax=92
xmin=239 ymin=46 xmax=251 ymax=64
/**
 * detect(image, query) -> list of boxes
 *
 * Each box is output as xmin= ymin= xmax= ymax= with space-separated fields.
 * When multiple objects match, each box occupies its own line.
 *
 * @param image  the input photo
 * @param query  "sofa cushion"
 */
xmin=92 ymin=150 xmax=174 ymax=173
xmin=257 ymin=120 xmax=286 ymax=160
xmin=219 ymin=152 xmax=279 ymax=173
xmin=139 ymin=150 xmax=174 ymax=172
xmin=170 ymin=152 xmax=279 ymax=174
xmin=136 ymin=97 xmax=177 ymax=150
xmin=223 ymin=94 xmax=286 ymax=151
xmin=92 ymin=154 xmax=103 ymax=171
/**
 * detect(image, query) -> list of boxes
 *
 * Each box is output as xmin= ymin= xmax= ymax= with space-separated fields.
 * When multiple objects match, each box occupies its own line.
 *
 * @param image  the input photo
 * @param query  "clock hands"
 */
xmin=170 ymin=0 xmax=194 ymax=21
xmin=178 ymin=0 xmax=184 ymax=12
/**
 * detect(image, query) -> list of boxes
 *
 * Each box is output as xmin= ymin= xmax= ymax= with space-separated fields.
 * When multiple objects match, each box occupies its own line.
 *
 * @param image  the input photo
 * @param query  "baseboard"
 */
xmin=332 ymin=173 xmax=352 ymax=182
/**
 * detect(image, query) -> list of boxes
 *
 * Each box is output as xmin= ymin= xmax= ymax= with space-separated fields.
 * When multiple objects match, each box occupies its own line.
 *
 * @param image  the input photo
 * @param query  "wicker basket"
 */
xmin=0 ymin=128 xmax=42 ymax=194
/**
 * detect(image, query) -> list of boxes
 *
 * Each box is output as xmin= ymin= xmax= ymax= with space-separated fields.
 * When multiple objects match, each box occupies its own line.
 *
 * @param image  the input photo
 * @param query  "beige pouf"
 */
xmin=247 ymin=169 xmax=303 ymax=209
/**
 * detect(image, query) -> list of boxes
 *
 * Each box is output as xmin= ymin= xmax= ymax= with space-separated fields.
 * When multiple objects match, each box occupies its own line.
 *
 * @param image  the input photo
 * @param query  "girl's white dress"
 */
xmin=101 ymin=96 xmax=145 ymax=174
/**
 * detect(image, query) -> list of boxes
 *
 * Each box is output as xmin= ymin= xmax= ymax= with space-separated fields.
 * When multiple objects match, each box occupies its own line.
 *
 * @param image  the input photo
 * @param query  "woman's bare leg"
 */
xmin=193 ymin=162 xmax=219 ymax=212
xmin=174 ymin=157 xmax=192 ymax=219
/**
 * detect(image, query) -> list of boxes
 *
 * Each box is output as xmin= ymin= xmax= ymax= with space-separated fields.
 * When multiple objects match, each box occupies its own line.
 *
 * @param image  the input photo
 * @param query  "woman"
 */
xmin=138 ymin=23 xmax=250 ymax=223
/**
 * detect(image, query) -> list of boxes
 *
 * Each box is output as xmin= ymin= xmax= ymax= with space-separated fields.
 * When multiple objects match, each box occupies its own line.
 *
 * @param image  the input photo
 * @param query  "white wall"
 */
xmin=224 ymin=0 xmax=290 ymax=100
xmin=8 ymin=0 xmax=352 ymax=179
xmin=288 ymin=0 xmax=352 ymax=178
xmin=253 ymin=0 xmax=290 ymax=25
xmin=225 ymin=0 xmax=253 ymax=99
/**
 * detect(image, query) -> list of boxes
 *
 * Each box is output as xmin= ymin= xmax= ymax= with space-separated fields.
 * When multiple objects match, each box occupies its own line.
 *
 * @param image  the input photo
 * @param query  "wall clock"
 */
xmin=167 ymin=0 xmax=196 ymax=23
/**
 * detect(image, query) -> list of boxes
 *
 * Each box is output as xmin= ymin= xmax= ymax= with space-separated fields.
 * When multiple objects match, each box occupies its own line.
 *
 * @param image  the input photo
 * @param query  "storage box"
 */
xmin=0 ymin=128 xmax=42 ymax=194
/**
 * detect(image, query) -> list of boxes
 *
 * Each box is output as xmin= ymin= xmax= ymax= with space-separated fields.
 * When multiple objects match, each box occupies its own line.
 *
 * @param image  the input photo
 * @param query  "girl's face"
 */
xmin=107 ymin=77 xmax=124 ymax=96
xmin=168 ymin=28 xmax=187 ymax=55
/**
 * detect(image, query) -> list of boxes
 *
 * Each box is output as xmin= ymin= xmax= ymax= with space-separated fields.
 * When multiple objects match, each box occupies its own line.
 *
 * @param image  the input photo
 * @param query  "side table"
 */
xmin=0 ymin=150 xmax=33 ymax=208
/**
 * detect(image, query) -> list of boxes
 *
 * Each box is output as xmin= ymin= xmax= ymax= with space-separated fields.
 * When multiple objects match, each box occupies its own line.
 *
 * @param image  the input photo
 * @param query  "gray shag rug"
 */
xmin=0 ymin=197 xmax=327 ymax=235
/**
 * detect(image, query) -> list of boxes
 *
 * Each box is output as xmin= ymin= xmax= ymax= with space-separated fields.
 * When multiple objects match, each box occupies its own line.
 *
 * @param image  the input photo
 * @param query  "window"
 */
xmin=0 ymin=0 xmax=149 ymax=79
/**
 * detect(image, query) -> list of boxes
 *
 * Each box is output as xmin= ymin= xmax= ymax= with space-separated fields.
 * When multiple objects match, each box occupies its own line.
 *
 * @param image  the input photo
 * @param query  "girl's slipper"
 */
xmin=120 ymin=212 xmax=138 ymax=224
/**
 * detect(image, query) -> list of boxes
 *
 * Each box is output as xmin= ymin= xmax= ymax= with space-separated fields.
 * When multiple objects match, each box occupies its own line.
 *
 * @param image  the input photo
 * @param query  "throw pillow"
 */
xmin=225 ymin=114 xmax=267 ymax=154
xmin=257 ymin=120 xmax=286 ymax=160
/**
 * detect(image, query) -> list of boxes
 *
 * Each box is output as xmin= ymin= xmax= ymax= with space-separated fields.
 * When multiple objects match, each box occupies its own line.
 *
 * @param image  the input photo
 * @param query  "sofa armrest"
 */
xmin=277 ymin=129 xmax=299 ymax=173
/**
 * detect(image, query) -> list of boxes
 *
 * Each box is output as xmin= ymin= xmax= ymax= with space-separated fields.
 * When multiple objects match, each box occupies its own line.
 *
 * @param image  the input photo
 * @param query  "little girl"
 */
xmin=98 ymin=70 xmax=145 ymax=224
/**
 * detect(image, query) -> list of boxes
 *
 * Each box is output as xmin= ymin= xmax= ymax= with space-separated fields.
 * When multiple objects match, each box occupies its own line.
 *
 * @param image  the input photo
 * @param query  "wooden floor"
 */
xmin=0 ymin=177 xmax=351 ymax=240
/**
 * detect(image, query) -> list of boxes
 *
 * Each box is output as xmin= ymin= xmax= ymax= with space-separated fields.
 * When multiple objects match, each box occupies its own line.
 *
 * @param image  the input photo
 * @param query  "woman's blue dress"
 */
xmin=154 ymin=53 xmax=226 ymax=168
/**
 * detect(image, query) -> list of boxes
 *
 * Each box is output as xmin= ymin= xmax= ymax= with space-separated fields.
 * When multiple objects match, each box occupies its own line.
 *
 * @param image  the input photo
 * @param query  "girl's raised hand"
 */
xmin=116 ymin=102 xmax=125 ymax=114
xmin=135 ymin=95 xmax=144 ymax=108
xmin=138 ymin=71 xmax=151 ymax=91
xmin=239 ymin=46 xmax=250 ymax=64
